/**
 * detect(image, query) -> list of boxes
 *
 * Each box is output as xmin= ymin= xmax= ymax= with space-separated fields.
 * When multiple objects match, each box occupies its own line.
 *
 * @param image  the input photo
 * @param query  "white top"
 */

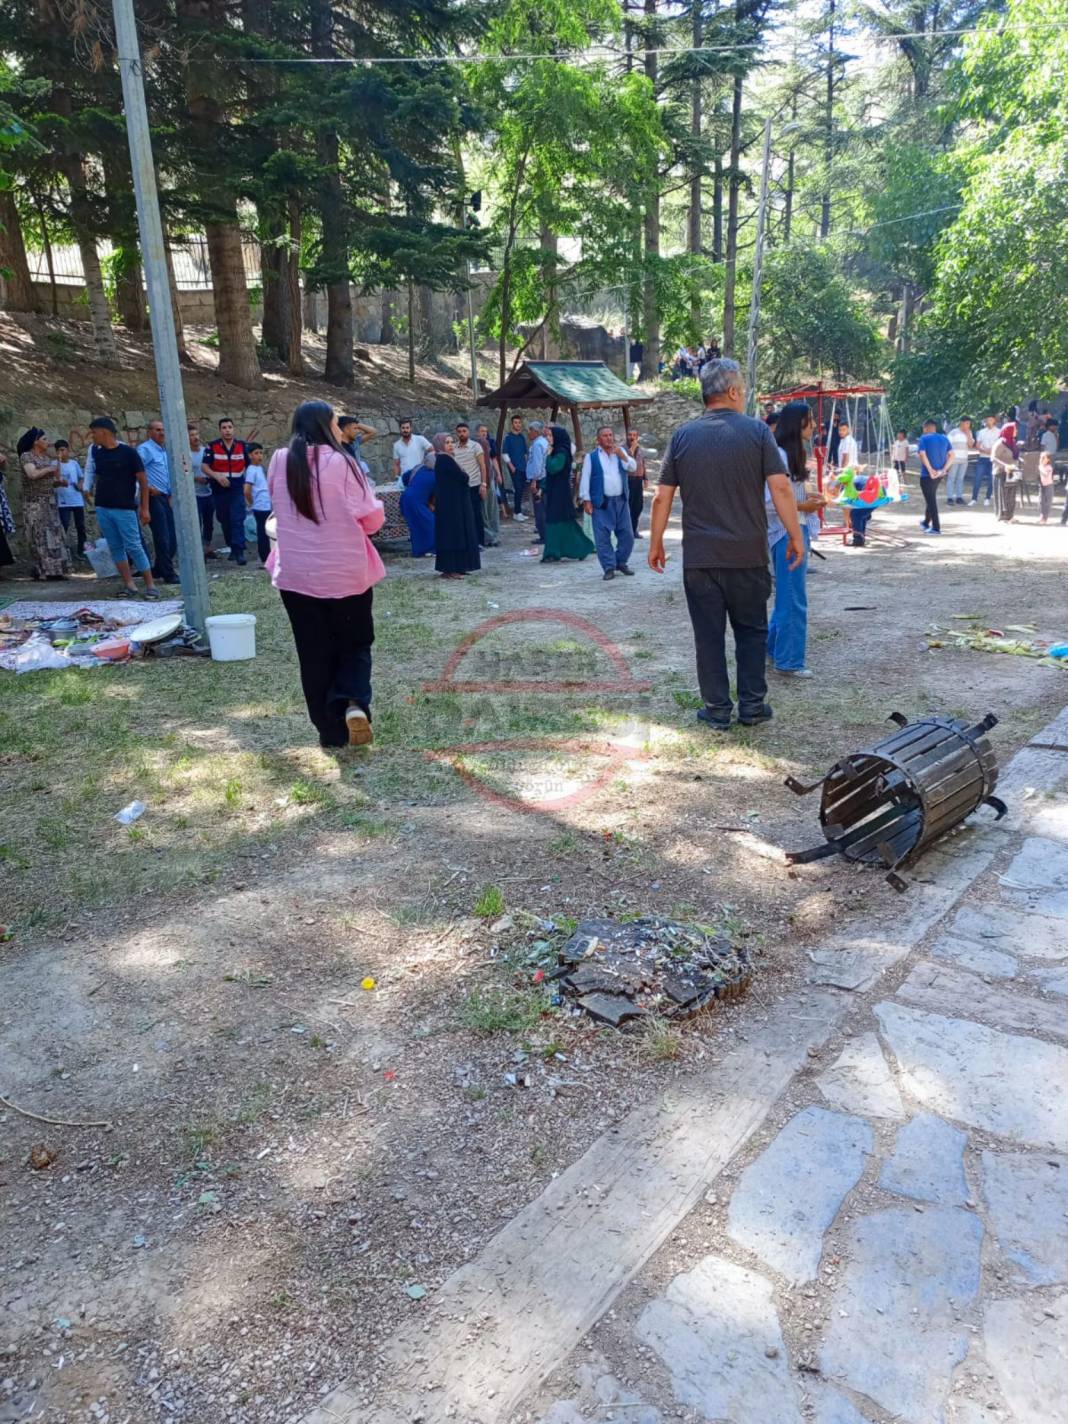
xmin=191 ymin=447 xmax=211 ymax=495
xmin=579 ymin=449 xmax=637 ymax=501
xmin=393 ymin=433 xmax=432 ymax=475
xmin=891 ymin=439 xmax=909 ymax=463
xmin=836 ymin=434 xmax=859 ymax=468
xmin=976 ymin=425 xmax=1000 ymax=454
xmin=56 ymin=458 xmax=85 ymax=508
xmin=1040 ymin=430 xmax=1058 ymax=455
xmin=948 ymin=426 xmax=973 ymax=457
xmin=245 ymin=466 xmax=272 ymax=512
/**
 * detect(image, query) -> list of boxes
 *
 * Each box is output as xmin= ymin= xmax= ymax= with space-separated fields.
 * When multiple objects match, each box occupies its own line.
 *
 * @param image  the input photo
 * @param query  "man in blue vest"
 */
xmin=580 ymin=425 xmax=638 ymax=580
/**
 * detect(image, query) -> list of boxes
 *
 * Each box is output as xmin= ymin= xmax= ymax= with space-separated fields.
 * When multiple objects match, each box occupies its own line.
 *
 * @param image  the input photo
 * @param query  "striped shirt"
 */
xmin=266 ymin=446 xmax=386 ymax=598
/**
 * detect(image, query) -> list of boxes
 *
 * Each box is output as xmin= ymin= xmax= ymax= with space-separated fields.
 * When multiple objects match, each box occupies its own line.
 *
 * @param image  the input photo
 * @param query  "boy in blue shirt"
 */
xmin=916 ymin=419 xmax=952 ymax=535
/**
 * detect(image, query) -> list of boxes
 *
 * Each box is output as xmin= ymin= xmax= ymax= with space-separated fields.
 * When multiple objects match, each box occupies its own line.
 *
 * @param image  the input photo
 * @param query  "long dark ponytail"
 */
xmin=775 ymin=400 xmax=812 ymax=482
xmin=286 ymin=399 xmax=367 ymax=522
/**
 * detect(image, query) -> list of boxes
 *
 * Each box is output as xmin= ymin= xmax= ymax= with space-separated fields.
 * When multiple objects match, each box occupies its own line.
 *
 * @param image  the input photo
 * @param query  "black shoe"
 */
xmin=633 ymin=531 xmax=644 ymax=539
xmin=617 ymin=563 xmax=635 ymax=576
xmin=204 ymin=550 xmax=217 ymax=560
xmin=738 ymin=704 xmax=774 ymax=727
xmin=235 ymin=554 xmax=247 ymax=566
xmin=602 ymin=569 xmax=615 ymax=581
xmin=851 ymin=536 xmax=865 ymax=547
xmin=697 ymin=707 xmax=731 ymax=732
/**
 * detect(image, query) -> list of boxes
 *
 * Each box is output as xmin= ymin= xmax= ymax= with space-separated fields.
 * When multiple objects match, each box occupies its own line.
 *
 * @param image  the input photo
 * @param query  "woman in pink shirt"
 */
xmin=267 ymin=401 xmax=386 ymax=747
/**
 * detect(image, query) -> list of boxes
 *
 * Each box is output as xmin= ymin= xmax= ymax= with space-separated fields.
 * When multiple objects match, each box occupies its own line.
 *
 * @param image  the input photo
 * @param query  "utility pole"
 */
xmin=465 ymin=266 xmax=479 ymax=404
xmin=744 ymin=118 xmax=773 ymax=416
xmin=112 ymin=0 xmax=209 ymax=634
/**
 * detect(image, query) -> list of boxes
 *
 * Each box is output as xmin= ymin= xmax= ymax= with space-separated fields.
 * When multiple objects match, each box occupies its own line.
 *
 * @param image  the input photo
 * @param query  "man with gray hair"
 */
xmin=648 ymin=357 xmax=805 ymax=730
xmin=526 ymin=419 xmax=550 ymax=544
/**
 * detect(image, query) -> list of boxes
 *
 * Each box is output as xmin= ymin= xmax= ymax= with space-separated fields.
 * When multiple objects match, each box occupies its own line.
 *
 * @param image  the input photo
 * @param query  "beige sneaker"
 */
xmin=345 ymin=705 xmax=373 ymax=747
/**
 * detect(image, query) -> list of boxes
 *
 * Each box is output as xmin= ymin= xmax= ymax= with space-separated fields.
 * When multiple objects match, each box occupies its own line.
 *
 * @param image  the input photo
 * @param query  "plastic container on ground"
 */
xmin=205 ymin=613 xmax=257 ymax=662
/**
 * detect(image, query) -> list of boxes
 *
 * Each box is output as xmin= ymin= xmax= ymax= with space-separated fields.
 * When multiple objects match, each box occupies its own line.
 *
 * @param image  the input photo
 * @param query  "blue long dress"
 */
xmin=400 ymin=462 xmax=436 ymax=558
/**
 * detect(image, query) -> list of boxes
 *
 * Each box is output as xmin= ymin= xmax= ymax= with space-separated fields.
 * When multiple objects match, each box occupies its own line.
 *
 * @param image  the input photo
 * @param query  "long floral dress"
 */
xmin=20 ymin=453 xmax=72 ymax=578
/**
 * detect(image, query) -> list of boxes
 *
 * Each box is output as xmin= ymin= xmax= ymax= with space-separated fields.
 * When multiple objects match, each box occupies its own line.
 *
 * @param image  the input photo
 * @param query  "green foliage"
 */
xmin=458 ymin=987 xmax=547 ymax=1034
xmin=756 ymin=244 xmax=883 ymax=388
xmin=473 ymin=884 xmax=505 ymax=919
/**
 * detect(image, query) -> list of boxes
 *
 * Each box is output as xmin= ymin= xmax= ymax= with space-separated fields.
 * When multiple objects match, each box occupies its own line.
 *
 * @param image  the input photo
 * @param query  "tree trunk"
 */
xmin=640 ymin=0 xmax=660 ymax=381
xmin=407 ymin=280 xmax=415 ymax=382
xmin=311 ymin=0 xmax=352 ymax=385
xmin=712 ymin=151 xmax=723 ymax=264
xmin=0 ymin=189 xmax=39 ymax=312
xmin=115 ymin=260 xmax=147 ymax=331
xmin=163 ymin=233 xmax=189 ymax=362
xmin=897 ymin=281 xmax=913 ymax=355
xmin=821 ymin=0 xmax=836 ymax=240
xmin=285 ymin=199 xmax=303 ymax=375
xmin=261 ymin=230 xmax=287 ymax=359
xmin=418 ymin=284 xmax=435 ymax=359
xmin=783 ymin=92 xmax=797 ymax=242
xmin=35 ymin=194 xmax=59 ymax=317
xmin=177 ymin=0 xmax=261 ymax=387
xmin=51 ymin=86 xmax=117 ymax=359
xmin=539 ymin=222 xmax=557 ymax=359
xmin=687 ymin=0 xmax=703 ymax=338
xmin=381 ymin=289 xmax=395 ymax=345
xmin=722 ymin=71 xmax=743 ymax=356
xmin=104 ymin=152 xmax=147 ymax=331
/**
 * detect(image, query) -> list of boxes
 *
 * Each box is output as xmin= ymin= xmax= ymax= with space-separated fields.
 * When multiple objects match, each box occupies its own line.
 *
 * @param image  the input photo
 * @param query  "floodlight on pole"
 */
xmin=112 ymin=0 xmax=209 ymax=634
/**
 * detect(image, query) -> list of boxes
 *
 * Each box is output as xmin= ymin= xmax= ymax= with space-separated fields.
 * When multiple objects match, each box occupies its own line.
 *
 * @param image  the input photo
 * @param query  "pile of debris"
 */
xmin=0 ymin=599 xmax=206 ymax=673
xmin=551 ymin=916 xmax=753 ymax=1027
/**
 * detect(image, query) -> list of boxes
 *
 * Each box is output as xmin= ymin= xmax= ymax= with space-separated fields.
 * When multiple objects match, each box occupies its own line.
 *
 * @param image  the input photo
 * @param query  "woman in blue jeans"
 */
xmin=766 ymin=402 xmax=826 ymax=678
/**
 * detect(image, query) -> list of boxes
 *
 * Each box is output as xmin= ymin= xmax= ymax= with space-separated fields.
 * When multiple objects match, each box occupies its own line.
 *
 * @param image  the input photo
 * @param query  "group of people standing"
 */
xmin=395 ymin=414 xmax=651 ymax=582
xmin=911 ymin=413 xmax=1064 ymax=532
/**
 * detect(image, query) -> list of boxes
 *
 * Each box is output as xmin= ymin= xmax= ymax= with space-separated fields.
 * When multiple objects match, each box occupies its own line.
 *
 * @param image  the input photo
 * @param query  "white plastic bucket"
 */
xmin=205 ymin=613 xmax=257 ymax=662
xmin=86 ymin=540 xmax=119 ymax=580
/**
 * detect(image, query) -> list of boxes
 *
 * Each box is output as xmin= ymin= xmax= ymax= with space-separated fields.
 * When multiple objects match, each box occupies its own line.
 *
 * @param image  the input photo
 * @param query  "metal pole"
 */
xmin=465 ymin=261 xmax=479 ymax=405
xmin=112 ymin=0 xmax=209 ymax=634
xmin=744 ymin=118 xmax=773 ymax=416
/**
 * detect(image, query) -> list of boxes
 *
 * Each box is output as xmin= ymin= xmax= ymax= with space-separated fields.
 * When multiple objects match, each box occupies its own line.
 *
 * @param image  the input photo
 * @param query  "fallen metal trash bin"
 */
xmin=785 ymin=711 xmax=1006 ymax=891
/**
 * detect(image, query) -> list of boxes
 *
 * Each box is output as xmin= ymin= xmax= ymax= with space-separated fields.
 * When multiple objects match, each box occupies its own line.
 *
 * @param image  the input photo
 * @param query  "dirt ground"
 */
xmin=1 ymin=485 xmax=1065 ymax=1424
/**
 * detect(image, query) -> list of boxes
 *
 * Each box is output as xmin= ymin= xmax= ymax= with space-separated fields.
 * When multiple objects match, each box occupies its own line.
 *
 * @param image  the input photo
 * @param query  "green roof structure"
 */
xmin=478 ymin=360 xmax=653 ymax=451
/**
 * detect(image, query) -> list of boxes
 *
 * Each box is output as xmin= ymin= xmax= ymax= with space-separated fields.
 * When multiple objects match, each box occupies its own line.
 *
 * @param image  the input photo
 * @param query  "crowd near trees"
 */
xmin=0 ymin=0 xmax=1064 ymax=421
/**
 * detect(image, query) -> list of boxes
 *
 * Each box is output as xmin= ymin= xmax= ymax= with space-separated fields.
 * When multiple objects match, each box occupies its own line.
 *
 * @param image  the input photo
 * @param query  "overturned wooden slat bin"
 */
xmin=785 ymin=711 xmax=1006 ymax=891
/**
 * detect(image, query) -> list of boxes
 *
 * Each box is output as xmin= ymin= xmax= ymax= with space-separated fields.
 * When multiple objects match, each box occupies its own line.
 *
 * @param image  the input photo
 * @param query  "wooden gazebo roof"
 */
xmin=479 ymin=360 xmax=653 ymax=451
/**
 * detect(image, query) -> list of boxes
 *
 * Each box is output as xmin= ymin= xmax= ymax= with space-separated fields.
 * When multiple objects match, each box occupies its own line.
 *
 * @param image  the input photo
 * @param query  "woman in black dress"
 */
xmin=432 ymin=432 xmax=481 ymax=579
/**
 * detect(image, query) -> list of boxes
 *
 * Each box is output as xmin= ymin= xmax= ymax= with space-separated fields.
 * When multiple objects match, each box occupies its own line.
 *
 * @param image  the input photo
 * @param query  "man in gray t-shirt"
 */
xmin=649 ymin=358 xmax=804 ymax=730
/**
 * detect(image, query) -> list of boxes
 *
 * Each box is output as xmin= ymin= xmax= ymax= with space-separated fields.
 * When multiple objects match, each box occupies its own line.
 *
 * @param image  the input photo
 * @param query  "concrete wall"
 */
xmin=28 ymin=282 xmax=258 ymax=326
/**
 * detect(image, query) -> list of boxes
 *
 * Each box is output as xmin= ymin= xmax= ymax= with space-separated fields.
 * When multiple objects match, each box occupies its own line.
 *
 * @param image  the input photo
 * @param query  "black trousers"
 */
xmin=683 ymin=564 xmax=771 ymax=722
xmin=280 ymin=588 xmax=374 ymax=748
xmin=628 ymin=476 xmax=645 ymax=534
xmin=148 ymin=492 xmax=178 ymax=581
xmin=59 ymin=506 xmax=88 ymax=552
xmin=920 ymin=475 xmax=941 ymax=532
xmin=470 ymin=484 xmax=486 ymax=547
xmin=532 ymin=482 xmax=547 ymax=540
xmin=197 ymin=497 xmax=214 ymax=546
xmin=252 ymin=508 xmax=271 ymax=562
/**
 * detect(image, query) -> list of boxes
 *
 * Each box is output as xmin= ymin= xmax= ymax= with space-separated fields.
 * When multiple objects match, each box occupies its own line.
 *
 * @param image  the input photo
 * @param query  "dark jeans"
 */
xmin=999 ymin=481 xmax=1019 ymax=521
xmin=511 ymin=470 xmax=527 ymax=516
xmin=148 ymin=492 xmax=178 ymax=581
xmin=849 ymin=508 xmax=872 ymax=545
xmin=532 ymin=482 xmax=546 ymax=540
xmin=972 ymin=457 xmax=993 ymax=502
xmin=628 ymin=476 xmax=644 ymax=534
xmin=470 ymin=484 xmax=486 ymax=547
xmin=252 ymin=508 xmax=271 ymax=562
xmin=280 ymin=587 xmax=374 ymax=748
xmin=197 ymin=496 xmax=214 ymax=546
xmin=683 ymin=564 xmax=771 ymax=723
xmin=58 ymin=505 xmax=87 ymax=552
xmin=920 ymin=474 xmax=941 ymax=532
xmin=213 ymin=482 xmax=246 ymax=553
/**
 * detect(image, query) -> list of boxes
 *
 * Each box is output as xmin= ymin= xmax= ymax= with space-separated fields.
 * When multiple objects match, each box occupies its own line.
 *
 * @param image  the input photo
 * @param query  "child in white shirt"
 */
xmin=891 ymin=431 xmax=909 ymax=476
xmin=243 ymin=443 xmax=273 ymax=564
xmin=54 ymin=439 xmax=88 ymax=555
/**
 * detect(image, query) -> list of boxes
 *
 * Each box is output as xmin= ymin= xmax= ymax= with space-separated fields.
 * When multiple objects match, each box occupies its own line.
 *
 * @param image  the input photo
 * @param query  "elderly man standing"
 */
xmin=580 ymin=425 xmax=638 ymax=580
xmin=526 ymin=419 xmax=550 ymax=545
xmin=137 ymin=418 xmax=179 ymax=585
xmin=648 ymin=357 xmax=804 ymax=731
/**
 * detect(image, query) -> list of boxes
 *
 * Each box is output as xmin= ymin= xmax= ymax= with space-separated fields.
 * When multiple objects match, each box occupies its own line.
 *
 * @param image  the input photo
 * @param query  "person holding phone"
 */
xmin=579 ymin=424 xmax=638 ymax=580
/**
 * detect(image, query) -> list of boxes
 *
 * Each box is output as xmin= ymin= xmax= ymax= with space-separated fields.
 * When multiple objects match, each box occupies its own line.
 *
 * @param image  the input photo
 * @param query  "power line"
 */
xmin=147 ymin=22 xmax=1058 ymax=69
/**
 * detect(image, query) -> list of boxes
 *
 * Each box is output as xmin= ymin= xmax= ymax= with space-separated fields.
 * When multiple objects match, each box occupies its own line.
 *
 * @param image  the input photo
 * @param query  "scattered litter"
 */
xmin=552 ymin=916 xmax=753 ymax=1026
xmin=54 ymin=1317 xmax=71 ymax=1331
xmin=131 ymin=1234 xmax=147 ymax=1249
xmin=925 ymin=621 xmax=1067 ymax=668
xmin=406 ymin=1284 xmax=427 ymax=1300
xmin=361 ymin=977 xmax=376 ymax=991
xmin=28 ymin=1145 xmax=57 ymax=1170
xmin=114 ymin=801 xmax=146 ymax=826
xmin=0 ymin=600 xmax=201 ymax=673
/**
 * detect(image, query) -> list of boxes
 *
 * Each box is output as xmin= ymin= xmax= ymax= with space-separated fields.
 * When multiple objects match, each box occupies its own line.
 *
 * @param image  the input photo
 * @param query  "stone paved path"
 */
xmin=515 ymin=718 xmax=1068 ymax=1424
xmin=304 ymin=713 xmax=1068 ymax=1424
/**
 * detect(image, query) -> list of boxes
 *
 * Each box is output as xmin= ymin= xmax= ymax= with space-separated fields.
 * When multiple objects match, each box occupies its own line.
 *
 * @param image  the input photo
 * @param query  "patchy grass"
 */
xmin=474 ymin=884 xmax=505 ymax=919
xmin=640 ymin=1018 xmax=684 ymax=1062
xmin=458 ymin=987 xmax=547 ymax=1034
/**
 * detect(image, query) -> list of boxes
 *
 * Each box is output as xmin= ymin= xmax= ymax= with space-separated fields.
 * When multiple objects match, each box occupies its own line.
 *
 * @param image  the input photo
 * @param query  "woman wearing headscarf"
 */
xmin=766 ymin=401 xmax=826 ymax=678
xmin=399 ymin=443 xmax=436 ymax=559
xmin=17 ymin=428 xmax=71 ymax=580
xmin=0 ymin=453 xmax=16 ymax=575
xmin=992 ymin=422 xmax=1021 ymax=524
xmin=541 ymin=426 xmax=595 ymax=563
xmin=432 ymin=433 xmax=480 ymax=579
xmin=266 ymin=400 xmax=385 ymax=748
